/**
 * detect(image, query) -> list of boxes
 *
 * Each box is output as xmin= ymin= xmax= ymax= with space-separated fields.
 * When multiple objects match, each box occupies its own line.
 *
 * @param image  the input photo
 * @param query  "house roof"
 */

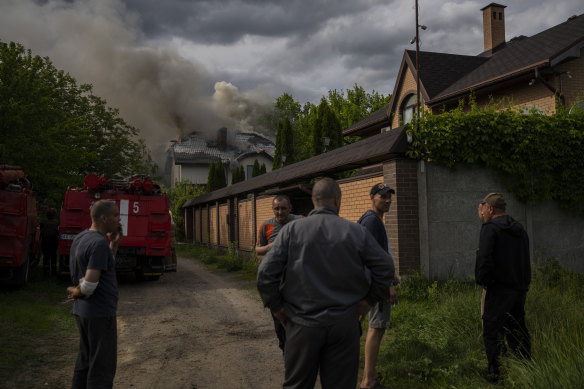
xmin=343 ymin=104 xmax=391 ymax=137
xmin=173 ymin=132 xmax=275 ymax=165
xmin=429 ymin=13 xmax=584 ymax=105
xmin=183 ymin=125 xmax=409 ymax=207
xmin=173 ymin=136 xmax=234 ymax=164
xmin=236 ymin=149 xmax=274 ymax=162
xmin=345 ymin=13 xmax=584 ymax=138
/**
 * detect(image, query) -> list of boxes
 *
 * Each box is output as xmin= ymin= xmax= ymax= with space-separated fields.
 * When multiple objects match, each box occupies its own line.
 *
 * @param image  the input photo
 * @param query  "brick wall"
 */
xmin=384 ymin=159 xmax=420 ymax=276
xmin=555 ymin=54 xmax=584 ymax=108
xmin=219 ymin=203 xmax=229 ymax=247
xmin=238 ymin=199 xmax=254 ymax=250
xmin=209 ymin=205 xmax=217 ymax=245
xmin=338 ymin=175 xmax=383 ymax=222
xmin=392 ymin=69 xmax=417 ymax=128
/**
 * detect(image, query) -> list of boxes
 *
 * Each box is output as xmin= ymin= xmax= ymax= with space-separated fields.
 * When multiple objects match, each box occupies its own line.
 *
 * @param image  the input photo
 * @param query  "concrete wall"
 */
xmin=418 ymin=162 xmax=584 ymax=279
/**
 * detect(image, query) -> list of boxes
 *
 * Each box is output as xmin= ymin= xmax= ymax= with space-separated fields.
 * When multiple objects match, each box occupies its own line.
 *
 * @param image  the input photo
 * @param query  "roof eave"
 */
xmin=427 ymin=60 xmax=551 ymax=107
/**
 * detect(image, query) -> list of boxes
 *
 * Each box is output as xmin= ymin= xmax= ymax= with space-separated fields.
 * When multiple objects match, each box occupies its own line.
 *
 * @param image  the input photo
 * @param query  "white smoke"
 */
xmin=0 ymin=0 xmax=273 ymax=169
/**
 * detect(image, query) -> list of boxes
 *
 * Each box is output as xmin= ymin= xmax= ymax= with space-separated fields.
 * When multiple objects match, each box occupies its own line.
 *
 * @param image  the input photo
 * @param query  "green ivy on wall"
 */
xmin=407 ymin=100 xmax=584 ymax=215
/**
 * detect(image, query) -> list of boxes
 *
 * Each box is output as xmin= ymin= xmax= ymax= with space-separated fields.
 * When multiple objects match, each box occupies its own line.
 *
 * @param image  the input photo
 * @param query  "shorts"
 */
xmin=369 ymin=300 xmax=391 ymax=328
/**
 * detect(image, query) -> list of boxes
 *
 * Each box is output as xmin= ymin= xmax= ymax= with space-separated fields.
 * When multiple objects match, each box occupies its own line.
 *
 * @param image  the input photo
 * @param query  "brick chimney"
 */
xmin=481 ymin=3 xmax=506 ymax=53
xmin=217 ymin=127 xmax=227 ymax=151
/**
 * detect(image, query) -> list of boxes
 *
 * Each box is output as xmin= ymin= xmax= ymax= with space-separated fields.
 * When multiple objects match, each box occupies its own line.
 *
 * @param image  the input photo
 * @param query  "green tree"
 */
xmin=273 ymin=116 xmax=295 ymax=169
xmin=260 ymin=163 xmax=267 ymax=175
xmin=312 ymin=98 xmax=342 ymax=155
xmin=273 ymin=121 xmax=283 ymax=170
xmin=0 ymin=41 xmax=155 ymax=207
xmin=294 ymin=102 xmax=318 ymax=161
xmin=252 ymin=159 xmax=260 ymax=177
xmin=166 ymin=179 xmax=205 ymax=240
xmin=231 ymin=165 xmax=244 ymax=184
xmin=206 ymin=161 xmax=216 ymax=192
xmin=215 ymin=159 xmax=226 ymax=189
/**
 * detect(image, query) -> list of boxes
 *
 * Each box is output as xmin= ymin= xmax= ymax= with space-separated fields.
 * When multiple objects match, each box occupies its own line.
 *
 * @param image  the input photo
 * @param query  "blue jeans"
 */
xmin=72 ymin=315 xmax=117 ymax=389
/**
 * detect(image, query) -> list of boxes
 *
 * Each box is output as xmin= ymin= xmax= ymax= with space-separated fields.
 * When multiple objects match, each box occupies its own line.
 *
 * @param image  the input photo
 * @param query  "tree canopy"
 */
xmin=266 ymin=85 xmax=391 ymax=165
xmin=0 ymin=41 xmax=155 ymax=207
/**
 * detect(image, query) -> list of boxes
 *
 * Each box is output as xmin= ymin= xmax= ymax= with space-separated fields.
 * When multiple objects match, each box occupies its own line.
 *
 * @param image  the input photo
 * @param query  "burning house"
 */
xmin=166 ymin=127 xmax=275 ymax=188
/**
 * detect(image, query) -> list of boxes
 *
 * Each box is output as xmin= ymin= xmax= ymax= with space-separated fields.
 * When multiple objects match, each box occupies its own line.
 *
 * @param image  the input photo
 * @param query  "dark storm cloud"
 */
xmin=121 ymin=0 xmax=391 ymax=44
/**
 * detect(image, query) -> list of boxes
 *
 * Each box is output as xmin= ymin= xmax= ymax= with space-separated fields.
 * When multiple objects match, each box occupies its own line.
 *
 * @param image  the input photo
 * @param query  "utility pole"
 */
xmin=415 ymin=0 xmax=420 ymax=123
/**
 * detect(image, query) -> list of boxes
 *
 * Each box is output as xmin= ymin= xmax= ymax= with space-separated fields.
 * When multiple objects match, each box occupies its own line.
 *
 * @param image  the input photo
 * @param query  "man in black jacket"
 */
xmin=476 ymin=193 xmax=531 ymax=382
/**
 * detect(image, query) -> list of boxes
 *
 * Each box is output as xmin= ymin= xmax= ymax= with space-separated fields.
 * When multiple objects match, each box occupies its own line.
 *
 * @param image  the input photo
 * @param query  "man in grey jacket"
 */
xmin=257 ymin=177 xmax=395 ymax=389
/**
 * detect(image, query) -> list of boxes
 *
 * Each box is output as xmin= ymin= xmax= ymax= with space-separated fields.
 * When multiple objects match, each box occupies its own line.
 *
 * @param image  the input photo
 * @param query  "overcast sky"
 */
xmin=0 ymin=0 xmax=582 ymax=163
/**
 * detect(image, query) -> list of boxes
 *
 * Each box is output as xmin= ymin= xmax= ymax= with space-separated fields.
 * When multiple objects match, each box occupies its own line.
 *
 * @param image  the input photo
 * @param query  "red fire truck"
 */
xmin=0 ymin=165 xmax=40 ymax=288
xmin=58 ymin=173 xmax=171 ymax=280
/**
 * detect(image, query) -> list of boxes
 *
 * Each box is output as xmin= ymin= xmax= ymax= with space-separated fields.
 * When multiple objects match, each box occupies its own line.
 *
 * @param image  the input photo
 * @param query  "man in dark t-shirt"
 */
xmin=358 ymin=183 xmax=398 ymax=389
xmin=67 ymin=200 xmax=122 ymax=389
xmin=255 ymin=195 xmax=301 ymax=353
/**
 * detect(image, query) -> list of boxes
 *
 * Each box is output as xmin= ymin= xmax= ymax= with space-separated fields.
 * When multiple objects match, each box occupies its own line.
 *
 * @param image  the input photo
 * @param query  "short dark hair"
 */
xmin=90 ymin=200 xmax=117 ymax=222
xmin=312 ymin=177 xmax=341 ymax=203
xmin=273 ymin=194 xmax=291 ymax=207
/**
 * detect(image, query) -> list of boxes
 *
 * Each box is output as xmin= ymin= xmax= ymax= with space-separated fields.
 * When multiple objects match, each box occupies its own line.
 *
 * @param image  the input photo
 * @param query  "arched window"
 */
xmin=401 ymin=94 xmax=417 ymax=124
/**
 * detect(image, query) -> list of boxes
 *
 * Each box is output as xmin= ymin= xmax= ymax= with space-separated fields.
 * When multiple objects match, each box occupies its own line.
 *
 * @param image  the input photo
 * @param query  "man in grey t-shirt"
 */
xmin=67 ymin=200 xmax=122 ymax=389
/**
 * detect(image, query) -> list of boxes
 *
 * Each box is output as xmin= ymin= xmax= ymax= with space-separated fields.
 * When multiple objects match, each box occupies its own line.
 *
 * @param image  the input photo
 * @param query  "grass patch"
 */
xmin=0 ymin=266 xmax=77 ymax=389
xmin=371 ymin=261 xmax=584 ymax=388
xmin=176 ymin=242 xmax=259 ymax=280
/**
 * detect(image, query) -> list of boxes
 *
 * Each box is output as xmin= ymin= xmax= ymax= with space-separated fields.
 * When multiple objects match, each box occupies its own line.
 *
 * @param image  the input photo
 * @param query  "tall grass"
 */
xmin=373 ymin=260 xmax=584 ymax=388
xmin=0 ymin=267 xmax=76 ymax=389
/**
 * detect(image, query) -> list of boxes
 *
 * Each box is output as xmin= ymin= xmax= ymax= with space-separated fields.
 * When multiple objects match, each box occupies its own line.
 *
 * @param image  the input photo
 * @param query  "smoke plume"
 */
xmin=0 ymin=0 xmax=273 ymax=168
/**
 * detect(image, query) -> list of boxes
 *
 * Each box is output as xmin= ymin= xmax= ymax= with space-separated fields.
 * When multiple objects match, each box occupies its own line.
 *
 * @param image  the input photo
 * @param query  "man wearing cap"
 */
xmin=358 ymin=183 xmax=399 ymax=389
xmin=476 ymin=193 xmax=531 ymax=383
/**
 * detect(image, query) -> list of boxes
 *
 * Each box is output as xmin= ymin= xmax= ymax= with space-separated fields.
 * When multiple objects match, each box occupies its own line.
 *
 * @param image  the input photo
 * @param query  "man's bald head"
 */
xmin=312 ymin=177 xmax=341 ymax=210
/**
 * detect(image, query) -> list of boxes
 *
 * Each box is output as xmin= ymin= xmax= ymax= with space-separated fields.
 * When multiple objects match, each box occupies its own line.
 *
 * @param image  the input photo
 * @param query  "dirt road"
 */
xmin=114 ymin=257 xmax=285 ymax=389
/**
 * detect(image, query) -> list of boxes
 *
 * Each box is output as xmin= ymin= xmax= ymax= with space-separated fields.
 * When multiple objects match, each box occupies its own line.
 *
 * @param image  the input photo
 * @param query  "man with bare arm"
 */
xmin=67 ymin=199 xmax=122 ymax=389
xmin=359 ymin=183 xmax=399 ymax=389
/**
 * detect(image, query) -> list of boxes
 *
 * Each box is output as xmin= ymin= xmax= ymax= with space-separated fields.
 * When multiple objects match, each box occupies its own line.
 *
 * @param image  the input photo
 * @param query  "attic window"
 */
xmin=493 ymin=11 xmax=496 ymax=19
xmin=401 ymin=94 xmax=417 ymax=125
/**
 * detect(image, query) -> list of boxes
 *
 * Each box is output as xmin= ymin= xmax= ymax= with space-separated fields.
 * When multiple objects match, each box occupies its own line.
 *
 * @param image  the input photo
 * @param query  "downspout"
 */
xmin=532 ymin=68 xmax=566 ymax=106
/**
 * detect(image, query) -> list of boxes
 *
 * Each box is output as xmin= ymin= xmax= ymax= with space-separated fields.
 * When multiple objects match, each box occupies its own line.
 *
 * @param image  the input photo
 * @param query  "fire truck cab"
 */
xmin=59 ymin=174 xmax=171 ymax=280
xmin=0 ymin=165 xmax=40 ymax=288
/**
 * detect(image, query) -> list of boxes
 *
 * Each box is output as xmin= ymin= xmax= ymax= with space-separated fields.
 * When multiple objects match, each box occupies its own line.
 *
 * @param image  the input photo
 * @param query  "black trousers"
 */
xmin=272 ymin=313 xmax=286 ymax=353
xmin=72 ymin=315 xmax=117 ymax=389
xmin=482 ymin=289 xmax=531 ymax=375
xmin=284 ymin=319 xmax=360 ymax=389
xmin=42 ymin=244 xmax=58 ymax=275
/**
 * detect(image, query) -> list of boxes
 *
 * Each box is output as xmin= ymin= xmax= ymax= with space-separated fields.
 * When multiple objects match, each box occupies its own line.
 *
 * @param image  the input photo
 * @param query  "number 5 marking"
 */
xmin=133 ymin=201 xmax=140 ymax=214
